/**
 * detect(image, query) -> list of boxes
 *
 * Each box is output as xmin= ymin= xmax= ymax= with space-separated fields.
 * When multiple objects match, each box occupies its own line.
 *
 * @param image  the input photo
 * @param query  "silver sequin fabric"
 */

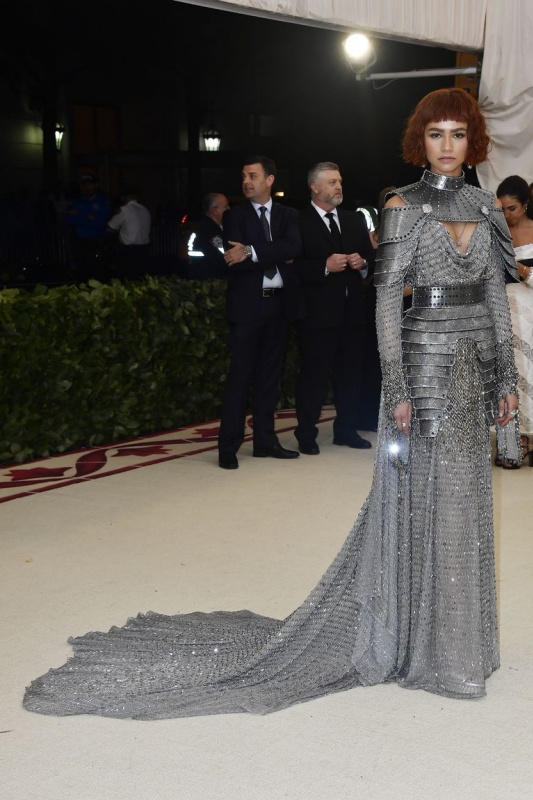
xmin=23 ymin=175 xmax=518 ymax=719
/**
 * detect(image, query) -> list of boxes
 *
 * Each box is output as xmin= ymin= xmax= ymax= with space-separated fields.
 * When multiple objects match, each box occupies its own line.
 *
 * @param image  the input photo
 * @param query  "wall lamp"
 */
xmin=55 ymin=123 xmax=66 ymax=151
xmin=203 ymin=127 xmax=221 ymax=152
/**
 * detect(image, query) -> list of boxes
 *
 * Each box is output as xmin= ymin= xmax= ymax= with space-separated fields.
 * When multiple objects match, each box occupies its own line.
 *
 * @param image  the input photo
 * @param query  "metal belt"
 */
xmin=412 ymin=283 xmax=484 ymax=308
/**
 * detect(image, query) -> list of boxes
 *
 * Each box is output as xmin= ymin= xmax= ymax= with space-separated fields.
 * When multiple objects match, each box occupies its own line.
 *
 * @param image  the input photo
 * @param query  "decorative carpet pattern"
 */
xmin=0 ymin=407 xmax=336 ymax=503
xmin=1 ymin=415 xmax=532 ymax=800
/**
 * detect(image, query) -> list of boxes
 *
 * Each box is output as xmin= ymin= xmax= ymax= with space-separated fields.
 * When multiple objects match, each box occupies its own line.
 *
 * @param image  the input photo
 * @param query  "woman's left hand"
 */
xmin=393 ymin=401 xmax=412 ymax=436
xmin=494 ymin=393 xmax=519 ymax=427
xmin=517 ymin=261 xmax=532 ymax=281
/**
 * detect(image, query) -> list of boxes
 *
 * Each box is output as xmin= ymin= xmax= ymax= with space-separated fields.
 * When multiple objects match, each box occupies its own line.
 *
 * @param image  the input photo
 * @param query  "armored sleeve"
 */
xmin=488 ymin=206 xmax=519 ymax=282
xmin=374 ymin=206 xmax=426 ymax=416
xmin=376 ymin=282 xmax=410 ymax=415
xmin=484 ymin=246 xmax=519 ymax=400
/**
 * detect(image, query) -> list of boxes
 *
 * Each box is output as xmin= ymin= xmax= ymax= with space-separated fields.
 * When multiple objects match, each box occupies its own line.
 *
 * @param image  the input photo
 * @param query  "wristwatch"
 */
xmin=243 ymin=245 xmax=253 ymax=258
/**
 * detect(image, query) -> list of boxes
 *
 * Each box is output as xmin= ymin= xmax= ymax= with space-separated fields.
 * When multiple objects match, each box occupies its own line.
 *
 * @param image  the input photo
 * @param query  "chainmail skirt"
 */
xmin=23 ymin=343 xmax=499 ymax=718
xmin=398 ymin=338 xmax=499 ymax=695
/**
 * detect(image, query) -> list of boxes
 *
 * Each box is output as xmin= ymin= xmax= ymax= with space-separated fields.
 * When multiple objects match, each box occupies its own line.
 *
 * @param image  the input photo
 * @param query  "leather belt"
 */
xmin=262 ymin=288 xmax=283 ymax=297
xmin=412 ymin=283 xmax=484 ymax=308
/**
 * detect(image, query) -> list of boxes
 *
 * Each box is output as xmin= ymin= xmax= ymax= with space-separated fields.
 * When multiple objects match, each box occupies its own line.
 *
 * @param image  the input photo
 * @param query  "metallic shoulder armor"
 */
xmin=374 ymin=205 xmax=427 ymax=286
xmin=375 ymin=171 xmax=518 ymax=284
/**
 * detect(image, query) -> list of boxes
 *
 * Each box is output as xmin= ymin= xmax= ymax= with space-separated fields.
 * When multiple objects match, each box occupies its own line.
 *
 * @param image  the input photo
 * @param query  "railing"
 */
xmin=0 ymin=222 xmax=187 ymax=285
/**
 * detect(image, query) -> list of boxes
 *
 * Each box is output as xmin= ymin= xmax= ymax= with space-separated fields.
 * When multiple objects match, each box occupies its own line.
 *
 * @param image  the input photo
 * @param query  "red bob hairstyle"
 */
xmin=402 ymin=88 xmax=491 ymax=167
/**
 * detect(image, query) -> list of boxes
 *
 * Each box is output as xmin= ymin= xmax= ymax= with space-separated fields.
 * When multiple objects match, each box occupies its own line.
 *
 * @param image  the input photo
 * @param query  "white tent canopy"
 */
xmin=182 ymin=0 xmax=533 ymax=191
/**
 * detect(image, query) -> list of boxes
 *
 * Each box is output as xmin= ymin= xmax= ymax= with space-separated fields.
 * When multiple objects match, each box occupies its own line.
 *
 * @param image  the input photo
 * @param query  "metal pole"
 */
xmin=357 ymin=66 xmax=478 ymax=81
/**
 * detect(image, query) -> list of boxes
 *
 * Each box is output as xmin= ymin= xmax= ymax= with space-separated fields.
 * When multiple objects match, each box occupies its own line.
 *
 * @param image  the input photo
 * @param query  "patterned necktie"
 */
xmin=325 ymin=212 xmax=342 ymax=251
xmin=259 ymin=206 xmax=277 ymax=279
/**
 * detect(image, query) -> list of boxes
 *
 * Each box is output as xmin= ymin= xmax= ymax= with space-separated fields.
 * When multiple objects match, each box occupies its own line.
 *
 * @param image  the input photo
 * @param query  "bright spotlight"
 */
xmin=343 ymin=33 xmax=377 ymax=76
xmin=344 ymin=34 xmax=371 ymax=60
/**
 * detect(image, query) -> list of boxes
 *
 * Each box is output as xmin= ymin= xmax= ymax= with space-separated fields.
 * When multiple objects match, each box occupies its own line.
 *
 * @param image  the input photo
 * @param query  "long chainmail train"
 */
xmin=23 ymin=172 xmax=520 ymax=719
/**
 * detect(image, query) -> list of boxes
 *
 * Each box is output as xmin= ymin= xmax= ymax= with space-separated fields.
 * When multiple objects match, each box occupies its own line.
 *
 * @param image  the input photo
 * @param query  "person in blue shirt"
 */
xmin=67 ymin=174 xmax=110 ymax=280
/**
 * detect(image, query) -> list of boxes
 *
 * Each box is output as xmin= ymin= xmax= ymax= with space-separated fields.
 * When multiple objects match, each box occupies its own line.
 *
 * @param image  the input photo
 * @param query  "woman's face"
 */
xmin=499 ymin=195 xmax=528 ymax=228
xmin=424 ymin=119 xmax=468 ymax=176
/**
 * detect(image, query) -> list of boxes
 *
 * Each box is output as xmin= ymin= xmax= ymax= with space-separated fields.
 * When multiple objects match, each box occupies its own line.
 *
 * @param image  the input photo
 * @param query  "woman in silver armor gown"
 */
xmin=24 ymin=89 xmax=520 ymax=719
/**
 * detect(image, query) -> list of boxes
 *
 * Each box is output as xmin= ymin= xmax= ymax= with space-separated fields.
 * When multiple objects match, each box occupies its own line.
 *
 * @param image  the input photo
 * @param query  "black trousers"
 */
xmin=295 ymin=314 xmax=365 ymax=445
xmin=218 ymin=295 xmax=288 ymax=454
xmin=119 ymin=244 xmax=150 ymax=279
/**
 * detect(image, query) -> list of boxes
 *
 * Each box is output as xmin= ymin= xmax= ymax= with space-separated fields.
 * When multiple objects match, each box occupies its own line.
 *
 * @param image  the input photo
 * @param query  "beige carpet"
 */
xmin=1 ymin=421 xmax=532 ymax=800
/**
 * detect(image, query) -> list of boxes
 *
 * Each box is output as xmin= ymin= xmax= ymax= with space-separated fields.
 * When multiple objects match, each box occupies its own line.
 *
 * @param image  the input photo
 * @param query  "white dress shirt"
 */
xmin=311 ymin=201 xmax=368 ymax=278
xmin=250 ymin=199 xmax=283 ymax=288
xmin=311 ymin=201 xmax=341 ymax=232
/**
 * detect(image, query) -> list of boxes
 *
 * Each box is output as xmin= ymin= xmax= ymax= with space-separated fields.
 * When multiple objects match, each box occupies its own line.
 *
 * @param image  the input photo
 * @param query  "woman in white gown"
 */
xmin=496 ymin=175 xmax=533 ymax=466
xmin=23 ymin=89 xmax=520 ymax=719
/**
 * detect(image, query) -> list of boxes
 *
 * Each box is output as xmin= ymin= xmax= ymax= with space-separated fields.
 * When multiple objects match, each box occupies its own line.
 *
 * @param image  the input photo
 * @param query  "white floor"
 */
xmin=2 ymin=422 xmax=532 ymax=800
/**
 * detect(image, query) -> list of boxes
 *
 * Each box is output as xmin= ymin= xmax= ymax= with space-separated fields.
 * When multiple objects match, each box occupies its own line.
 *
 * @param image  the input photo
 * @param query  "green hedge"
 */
xmin=0 ymin=277 xmax=299 ymax=465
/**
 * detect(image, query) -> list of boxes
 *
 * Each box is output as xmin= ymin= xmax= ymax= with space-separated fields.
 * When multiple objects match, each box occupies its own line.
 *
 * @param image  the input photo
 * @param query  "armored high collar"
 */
xmin=394 ymin=170 xmax=487 ymax=222
xmin=421 ymin=169 xmax=465 ymax=192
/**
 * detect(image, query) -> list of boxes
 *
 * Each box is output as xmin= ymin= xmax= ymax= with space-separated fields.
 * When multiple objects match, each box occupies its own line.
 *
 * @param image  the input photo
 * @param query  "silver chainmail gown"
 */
xmin=23 ymin=171 xmax=520 ymax=719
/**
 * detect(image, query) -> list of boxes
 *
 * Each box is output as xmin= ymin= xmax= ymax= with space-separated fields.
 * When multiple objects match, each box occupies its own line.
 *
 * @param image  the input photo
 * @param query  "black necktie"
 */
xmin=325 ymin=212 xmax=342 ymax=251
xmin=259 ymin=206 xmax=277 ymax=279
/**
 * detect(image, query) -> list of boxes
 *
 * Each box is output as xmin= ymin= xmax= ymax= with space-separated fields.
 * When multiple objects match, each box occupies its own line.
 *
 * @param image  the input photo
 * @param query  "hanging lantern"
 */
xmin=55 ymin=123 xmax=66 ymax=151
xmin=203 ymin=128 xmax=221 ymax=152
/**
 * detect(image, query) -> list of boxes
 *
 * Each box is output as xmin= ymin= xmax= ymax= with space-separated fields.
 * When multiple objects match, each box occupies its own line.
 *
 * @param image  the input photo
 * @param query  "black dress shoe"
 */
xmin=333 ymin=433 xmax=372 ymax=450
xmin=253 ymin=444 xmax=300 ymax=459
xmin=219 ymin=452 xmax=239 ymax=469
xmin=298 ymin=442 xmax=320 ymax=455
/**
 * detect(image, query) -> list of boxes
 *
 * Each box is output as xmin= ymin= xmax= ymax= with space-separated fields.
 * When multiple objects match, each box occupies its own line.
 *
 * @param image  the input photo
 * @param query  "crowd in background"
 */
xmin=0 ymin=179 xmax=187 ymax=286
xmin=1 ymin=159 xmax=531 ymax=470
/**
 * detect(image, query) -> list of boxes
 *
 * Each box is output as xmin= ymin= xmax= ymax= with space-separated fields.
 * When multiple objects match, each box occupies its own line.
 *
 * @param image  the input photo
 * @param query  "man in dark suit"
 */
xmin=294 ymin=161 xmax=375 ymax=455
xmin=218 ymin=156 xmax=302 ymax=470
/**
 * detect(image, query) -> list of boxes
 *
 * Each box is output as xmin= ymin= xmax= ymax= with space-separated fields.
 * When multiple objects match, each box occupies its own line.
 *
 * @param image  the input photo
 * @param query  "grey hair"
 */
xmin=307 ymin=162 xmax=340 ymax=189
xmin=202 ymin=192 xmax=224 ymax=214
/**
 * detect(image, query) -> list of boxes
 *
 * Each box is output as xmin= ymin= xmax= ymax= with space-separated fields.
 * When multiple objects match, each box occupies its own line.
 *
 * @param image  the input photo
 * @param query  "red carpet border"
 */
xmin=0 ymin=407 xmax=336 ymax=504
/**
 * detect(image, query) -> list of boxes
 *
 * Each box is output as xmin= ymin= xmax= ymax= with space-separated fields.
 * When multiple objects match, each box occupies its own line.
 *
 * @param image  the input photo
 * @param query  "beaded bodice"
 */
xmin=407 ymin=216 xmax=492 ymax=287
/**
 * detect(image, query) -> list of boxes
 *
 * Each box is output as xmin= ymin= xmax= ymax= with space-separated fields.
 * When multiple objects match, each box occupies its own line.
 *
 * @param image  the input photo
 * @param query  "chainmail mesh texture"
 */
xmin=24 ymin=177 xmax=517 ymax=719
xmin=377 ymin=280 xmax=410 ymax=415
xmin=400 ymin=339 xmax=499 ymax=694
xmin=495 ymin=339 xmax=519 ymax=398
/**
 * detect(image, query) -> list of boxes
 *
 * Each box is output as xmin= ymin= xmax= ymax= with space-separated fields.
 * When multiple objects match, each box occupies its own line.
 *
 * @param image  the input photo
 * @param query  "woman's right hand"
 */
xmin=393 ymin=402 xmax=412 ymax=436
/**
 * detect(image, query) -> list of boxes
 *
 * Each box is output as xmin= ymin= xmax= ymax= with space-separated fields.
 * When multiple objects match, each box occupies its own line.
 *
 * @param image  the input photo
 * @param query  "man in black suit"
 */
xmin=191 ymin=193 xmax=229 ymax=279
xmin=294 ymin=161 xmax=375 ymax=455
xmin=218 ymin=156 xmax=302 ymax=470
